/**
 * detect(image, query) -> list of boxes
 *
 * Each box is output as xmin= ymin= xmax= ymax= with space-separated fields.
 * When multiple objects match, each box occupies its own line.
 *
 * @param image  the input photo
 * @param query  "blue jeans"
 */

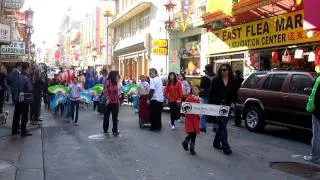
xmin=200 ymin=98 xmax=209 ymax=129
xmin=311 ymin=115 xmax=320 ymax=159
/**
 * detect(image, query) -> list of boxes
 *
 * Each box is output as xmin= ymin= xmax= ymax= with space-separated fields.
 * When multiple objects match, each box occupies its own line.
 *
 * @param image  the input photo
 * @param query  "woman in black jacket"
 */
xmin=208 ymin=63 xmax=237 ymax=155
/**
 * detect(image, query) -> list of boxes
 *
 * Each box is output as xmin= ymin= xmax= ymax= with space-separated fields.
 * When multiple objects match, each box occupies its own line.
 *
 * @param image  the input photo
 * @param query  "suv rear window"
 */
xmin=242 ymin=72 xmax=267 ymax=89
xmin=263 ymin=74 xmax=288 ymax=91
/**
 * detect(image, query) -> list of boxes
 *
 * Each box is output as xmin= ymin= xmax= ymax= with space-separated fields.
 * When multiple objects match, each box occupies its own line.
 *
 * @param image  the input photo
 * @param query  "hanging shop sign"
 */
xmin=0 ymin=41 xmax=25 ymax=56
xmin=0 ymin=23 xmax=10 ymax=43
xmin=152 ymin=39 xmax=168 ymax=55
xmin=208 ymin=10 xmax=320 ymax=54
xmin=2 ymin=0 xmax=24 ymax=10
xmin=180 ymin=0 xmax=195 ymax=32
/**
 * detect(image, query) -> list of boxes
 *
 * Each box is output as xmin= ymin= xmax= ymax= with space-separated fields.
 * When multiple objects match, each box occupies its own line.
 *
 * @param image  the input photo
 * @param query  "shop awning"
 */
xmin=304 ymin=0 xmax=320 ymax=30
xmin=108 ymin=1 xmax=151 ymax=28
xmin=200 ymin=0 xmax=301 ymax=29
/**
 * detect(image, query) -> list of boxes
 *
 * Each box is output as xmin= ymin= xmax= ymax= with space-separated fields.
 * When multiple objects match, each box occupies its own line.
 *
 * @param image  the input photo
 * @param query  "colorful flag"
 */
xmin=180 ymin=0 xmax=195 ymax=32
xmin=206 ymin=0 xmax=233 ymax=16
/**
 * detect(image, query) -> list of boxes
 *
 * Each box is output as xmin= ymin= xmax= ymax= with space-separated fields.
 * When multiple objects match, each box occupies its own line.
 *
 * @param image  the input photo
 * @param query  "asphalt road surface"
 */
xmin=39 ymin=105 xmax=317 ymax=180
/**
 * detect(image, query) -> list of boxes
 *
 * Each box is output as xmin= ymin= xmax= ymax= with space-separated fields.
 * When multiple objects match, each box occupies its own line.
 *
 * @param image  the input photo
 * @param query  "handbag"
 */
xmin=294 ymin=49 xmax=304 ymax=59
xmin=282 ymin=49 xmax=292 ymax=63
xmin=308 ymin=51 xmax=315 ymax=62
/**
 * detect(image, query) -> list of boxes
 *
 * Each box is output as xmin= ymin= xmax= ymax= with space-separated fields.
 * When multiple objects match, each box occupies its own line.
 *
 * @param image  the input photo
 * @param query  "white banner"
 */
xmin=0 ymin=41 xmax=25 ymax=56
xmin=0 ymin=23 xmax=10 ymax=43
xmin=180 ymin=102 xmax=230 ymax=117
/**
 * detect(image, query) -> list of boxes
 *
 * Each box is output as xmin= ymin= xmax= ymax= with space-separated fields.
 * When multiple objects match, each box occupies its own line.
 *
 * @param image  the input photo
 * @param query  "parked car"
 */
xmin=237 ymin=70 xmax=316 ymax=132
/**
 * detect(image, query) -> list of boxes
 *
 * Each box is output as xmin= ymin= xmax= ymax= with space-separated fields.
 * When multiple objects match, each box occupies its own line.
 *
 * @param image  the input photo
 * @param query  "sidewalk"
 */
xmin=0 ymin=104 xmax=44 ymax=180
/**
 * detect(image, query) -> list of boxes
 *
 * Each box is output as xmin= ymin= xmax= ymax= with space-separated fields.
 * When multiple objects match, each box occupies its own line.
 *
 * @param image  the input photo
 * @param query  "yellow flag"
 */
xmin=206 ymin=0 xmax=233 ymax=16
xmin=296 ymin=0 xmax=302 ymax=5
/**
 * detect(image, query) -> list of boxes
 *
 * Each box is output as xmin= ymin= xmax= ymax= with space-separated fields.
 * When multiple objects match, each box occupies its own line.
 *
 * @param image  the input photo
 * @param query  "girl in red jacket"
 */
xmin=164 ymin=72 xmax=182 ymax=130
xmin=182 ymin=85 xmax=201 ymax=155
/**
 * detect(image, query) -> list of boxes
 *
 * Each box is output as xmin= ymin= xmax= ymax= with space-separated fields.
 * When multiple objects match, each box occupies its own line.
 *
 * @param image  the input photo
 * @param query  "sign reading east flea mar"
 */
xmin=208 ymin=10 xmax=320 ymax=54
xmin=0 ymin=41 xmax=25 ymax=56
xmin=180 ymin=102 xmax=230 ymax=117
xmin=0 ymin=24 xmax=10 ymax=43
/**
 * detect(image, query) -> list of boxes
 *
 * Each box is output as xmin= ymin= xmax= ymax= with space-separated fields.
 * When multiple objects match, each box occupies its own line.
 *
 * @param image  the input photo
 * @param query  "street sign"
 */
xmin=152 ymin=39 xmax=168 ymax=48
xmin=2 ymin=0 xmax=24 ymax=10
xmin=0 ymin=41 xmax=25 ymax=56
xmin=152 ymin=48 xmax=168 ymax=55
xmin=0 ymin=23 xmax=10 ymax=43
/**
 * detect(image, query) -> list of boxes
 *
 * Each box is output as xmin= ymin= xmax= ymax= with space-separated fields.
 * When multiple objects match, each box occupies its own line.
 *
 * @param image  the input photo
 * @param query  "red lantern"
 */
xmin=272 ymin=51 xmax=279 ymax=63
xmin=54 ymin=50 xmax=61 ymax=60
xmin=315 ymin=47 xmax=320 ymax=66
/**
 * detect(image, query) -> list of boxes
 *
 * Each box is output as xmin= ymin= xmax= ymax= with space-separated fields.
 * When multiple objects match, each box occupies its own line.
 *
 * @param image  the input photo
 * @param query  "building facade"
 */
xmin=108 ymin=0 xmax=168 ymax=81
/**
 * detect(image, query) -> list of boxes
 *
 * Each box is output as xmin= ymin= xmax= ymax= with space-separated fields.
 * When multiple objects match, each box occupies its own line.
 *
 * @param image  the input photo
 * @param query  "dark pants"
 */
xmin=169 ymin=102 xmax=179 ymax=126
xmin=185 ymin=132 xmax=196 ymax=143
xmin=103 ymin=103 xmax=119 ymax=133
xmin=31 ymin=99 xmax=41 ymax=121
xmin=234 ymin=108 xmax=242 ymax=126
xmin=12 ymin=102 xmax=29 ymax=134
xmin=150 ymin=100 xmax=163 ymax=130
xmin=71 ymin=100 xmax=80 ymax=122
xmin=213 ymin=116 xmax=231 ymax=150
xmin=93 ymin=101 xmax=99 ymax=111
xmin=0 ymin=92 xmax=4 ymax=113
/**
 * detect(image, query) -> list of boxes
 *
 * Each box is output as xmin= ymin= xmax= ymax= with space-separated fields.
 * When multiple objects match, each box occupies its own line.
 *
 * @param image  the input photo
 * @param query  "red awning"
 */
xmin=304 ymin=0 xmax=320 ymax=30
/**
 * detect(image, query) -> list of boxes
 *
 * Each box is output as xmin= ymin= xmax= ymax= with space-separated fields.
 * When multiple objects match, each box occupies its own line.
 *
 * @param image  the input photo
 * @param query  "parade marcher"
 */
xmin=208 ymin=63 xmax=236 ymax=155
xmin=148 ymin=68 xmax=164 ymax=131
xmin=7 ymin=62 xmax=22 ymax=104
xmin=182 ymin=85 xmax=201 ymax=155
xmin=30 ymin=69 xmax=43 ymax=125
xmin=69 ymin=77 xmax=83 ymax=124
xmin=305 ymin=75 xmax=320 ymax=162
xmin=200 ymin=64 xmax=215 ymax=133
xmin=0 ymin=64 xmax=7 ymax=113
xmin=164 ymin=72 xmax=182 ymax=130
xmin=12 ymin=63 xmax=33 ymax=137
xmin=232 ymin=70 xmax=244 ymax=127
xmin=93 ymin=92 xmax=100 ymax=112
xmin=103 ymin=71 xmax=120 ymax=136
xmin=138 ymin=75 xmax=150 ymax=124
xmin=178 ymin=73 xmax=191 ymax=122
xmin=85 ymin=66 xmax=96 ymax=89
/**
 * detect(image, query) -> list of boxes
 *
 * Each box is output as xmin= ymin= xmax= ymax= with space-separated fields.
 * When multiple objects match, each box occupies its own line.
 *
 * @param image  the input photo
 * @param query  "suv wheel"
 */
xmin=244 ymin=106 xmax=265 ymax=132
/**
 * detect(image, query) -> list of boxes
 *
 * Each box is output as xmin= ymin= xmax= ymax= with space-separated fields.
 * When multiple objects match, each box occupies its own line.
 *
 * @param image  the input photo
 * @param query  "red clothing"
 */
xmin=164 ymin=82 xmax=182 ymax=102
xmin=104 ymin=80 xmax=119 ymax=104
xmin=138 ymin=95 xmax=150 ymax=122
xmin=184 ymin=95 xmax=200 ymax=134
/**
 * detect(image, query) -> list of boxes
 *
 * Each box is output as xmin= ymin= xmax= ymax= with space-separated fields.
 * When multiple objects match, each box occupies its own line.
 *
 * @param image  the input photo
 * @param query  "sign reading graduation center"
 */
xmin=208 ymin=10 xmax=320 ymax=54
xmin=0 ymin=41 xmax=25 ymax=56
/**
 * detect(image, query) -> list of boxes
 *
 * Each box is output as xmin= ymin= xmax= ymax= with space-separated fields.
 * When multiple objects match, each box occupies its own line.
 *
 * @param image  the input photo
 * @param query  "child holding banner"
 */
xmin=182 ymin=85 xmax=201 ymax=155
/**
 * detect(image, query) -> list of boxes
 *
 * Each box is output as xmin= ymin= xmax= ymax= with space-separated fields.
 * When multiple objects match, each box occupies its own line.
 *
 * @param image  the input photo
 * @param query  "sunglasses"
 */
xmin=220 ymin=68 xmax=228 ymax=72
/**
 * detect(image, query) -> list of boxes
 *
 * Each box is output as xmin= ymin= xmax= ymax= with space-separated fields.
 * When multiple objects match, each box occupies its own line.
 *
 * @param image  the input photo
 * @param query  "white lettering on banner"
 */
xmin=180 ymin=102 xmax=230 ymax=117
xmin=0 ymin=41 xmax=25 ymax=56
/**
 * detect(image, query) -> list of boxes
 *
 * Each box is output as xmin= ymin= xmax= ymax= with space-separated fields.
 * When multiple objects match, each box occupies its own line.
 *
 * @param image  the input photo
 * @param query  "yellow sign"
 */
xmin=152 ymin=39 xmax=168 ymax=48
xmin=208 ymin=10 xmax=320 ymax=54
xmin=206 ymin=0 xmax=233 ymax=15
xmin=152 ymin=48 xmax=168 ymax=55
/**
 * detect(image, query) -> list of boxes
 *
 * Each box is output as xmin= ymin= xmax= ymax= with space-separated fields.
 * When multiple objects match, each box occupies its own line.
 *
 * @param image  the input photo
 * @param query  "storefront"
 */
xmin=206 ymin=10 xmax=320 ymax=78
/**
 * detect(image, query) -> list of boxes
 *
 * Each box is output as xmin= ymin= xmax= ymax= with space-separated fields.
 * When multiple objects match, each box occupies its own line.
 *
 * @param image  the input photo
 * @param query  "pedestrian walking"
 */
xmin=93 ymin=92 xmax=100 ymax=112
xmin=103 ymin=71 xmax=120 ymax=136
xmin=138 ymin=75 xmax=150 ymax=126
xmin=12 ymin=63 xmax=33 ymax=137
xmin=178 ymin=73 xmax=191 ymax=122
xmin=208 ymin=64 xmax=237 ymax=155
xmin=232 ymin=70 xmax=244 ymax=127
xmin=148 ymin=68 xmax=164 ymax=131
xmin=164 ymin=72 xmax=182 ymax=130
xmin=200 ymin=64 xmax=215 ymax=132
xmin=30 ymin=69 xmax=43 ymax=125
xmin=69 ymin=77 xmax=83 ymax=124
xmin=305 ymin=75 xmax=320 ymax=163
xmin=0 ymin=64 xmax=7 ymax=114
xmin=182 ymin=85 xmax=201 ymax=155
xmin=7 ymin=63 xmax=22 ymax=104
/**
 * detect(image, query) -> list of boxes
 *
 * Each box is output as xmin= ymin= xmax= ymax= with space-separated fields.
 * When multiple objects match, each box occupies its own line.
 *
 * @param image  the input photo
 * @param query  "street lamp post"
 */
xmin=164 ymin=0 xmax=176 ymax=74
xmin=30 ymin=43 xmax=35 ymax=63
xmin=104 ymin=11 xmax=112 ymax=71
xmin=25 ymin=8 xmax=34 ymax=64
xmin=92 ymin=48 xmax=97 ymax=72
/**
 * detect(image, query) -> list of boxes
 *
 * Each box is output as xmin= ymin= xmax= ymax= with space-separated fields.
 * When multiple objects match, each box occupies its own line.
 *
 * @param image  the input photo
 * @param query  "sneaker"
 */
xmin=304 ymin=155 xmax=320 ymax=162
xmin=223 ymin=149 xmax=232 ymax=155
xmin=171 ymin=125 xmax=175 ymax=130
xmin=190 ymin=143 xmax=196 ymax=155
xmin=200 ymin=128 xmax=206 ymax=133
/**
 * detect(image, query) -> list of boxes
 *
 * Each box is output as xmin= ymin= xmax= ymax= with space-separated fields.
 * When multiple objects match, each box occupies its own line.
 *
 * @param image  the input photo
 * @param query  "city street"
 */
xmin=1 ymin=104 xmax=320 ymax=180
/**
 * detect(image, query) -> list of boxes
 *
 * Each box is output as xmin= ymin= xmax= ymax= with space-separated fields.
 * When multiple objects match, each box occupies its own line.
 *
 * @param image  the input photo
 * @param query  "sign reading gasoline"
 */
xmin=208 ymin=10 xmax=320 ymax=54
xmin=152 ymin=39 xmax=168 ymax=55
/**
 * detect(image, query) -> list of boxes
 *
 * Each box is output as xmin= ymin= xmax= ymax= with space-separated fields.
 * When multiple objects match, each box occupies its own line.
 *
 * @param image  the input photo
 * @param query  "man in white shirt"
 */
xmin=148 ymin=68 xmax=164 ymax=131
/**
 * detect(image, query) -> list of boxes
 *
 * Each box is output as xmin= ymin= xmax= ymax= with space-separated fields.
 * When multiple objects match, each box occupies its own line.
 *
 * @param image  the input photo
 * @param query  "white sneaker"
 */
xmin=304 ymin=155 xmax=320 ymax=162
xmin=171 ymin=125 xmax=175 ymax=130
